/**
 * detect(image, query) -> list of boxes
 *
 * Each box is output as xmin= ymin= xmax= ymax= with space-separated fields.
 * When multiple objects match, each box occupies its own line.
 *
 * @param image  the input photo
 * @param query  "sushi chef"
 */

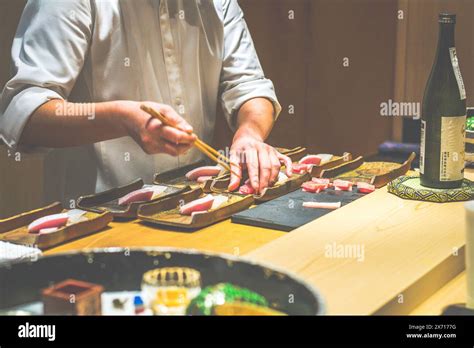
xmin=0 ymin=0 xmax=290 ymax=203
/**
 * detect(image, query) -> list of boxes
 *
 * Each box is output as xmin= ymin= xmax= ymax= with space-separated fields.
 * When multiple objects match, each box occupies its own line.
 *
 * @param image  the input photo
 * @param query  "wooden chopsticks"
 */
xmin=140 ymin=105 xmax=240 ymax=178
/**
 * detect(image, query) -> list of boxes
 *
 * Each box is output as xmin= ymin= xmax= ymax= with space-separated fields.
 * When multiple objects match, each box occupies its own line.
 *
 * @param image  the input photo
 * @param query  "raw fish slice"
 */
xmin=211 ymin=195 xmax=229 ymax=210
xmin=196 ymin=176 xmax=214 ymax=183
xmin=118 ymin=188 xmax=155 ymax=206
xmin=185 ymin=166 xmax=223 ymax=181
xmin=180 ymin=195 xmax=214 ymax=215
xmin=118 ymin=186 xmax=167 ymax=206
xmin=333 ymin=179 xmax=353 ymax=191
xmin=28 ymin=213 xmax=69 ymax=234
xmin=298 ymin=155 xmax=322 ymax=166
xmin=301 ymin=181 xmax=328 ymax=193
xmin=291 ymin=163 xmax=312 ymax=174
xmin=312 ymin=178 xmax=331 ymax=185
xmin=356 ymin=182 xmax=375 ymax=194
xmin=302 ymin=201 xmax=341 ymax=209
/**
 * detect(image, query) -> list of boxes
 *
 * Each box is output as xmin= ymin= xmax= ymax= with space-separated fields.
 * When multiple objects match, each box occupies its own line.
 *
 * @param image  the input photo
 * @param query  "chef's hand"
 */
xmin=116 ymin=101 xmax=196 ymax=155
xmin=228 ymin=133 xmax=293 ymax=194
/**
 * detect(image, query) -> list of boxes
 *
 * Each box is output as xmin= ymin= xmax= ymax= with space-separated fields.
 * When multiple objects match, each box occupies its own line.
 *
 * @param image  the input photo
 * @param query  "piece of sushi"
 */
xmin=291 ymin=163 xmax=312 ymax=174
xmin=196 ymin=176 xmax=214 ymax=184
xmin=180 ymin=195 xmax=215 ymax=215
xmin=301 ymin=181 xmax=329 ymax=193
xmin=357 ymin=182 xmax=375 ymax=194
xmin=299 ymin=155 xmax=322 ymax=166
xmin=185 ymin=166 xmax=223 ymax=181
xmin=28 ymin=213 xmax=69 ymax=234
xmin=312 ymin=178 xmax=331 ymax=185
xmin=302 ymin=201 xmax=341 ymax=210
xmin=298 ymin=154 xmax=333 ymax=166
xmin=118 ymin=186 xmax=167 ymax=206
xmin=118 ymin=188 xmax=154 ymax=206
xmin=333 ymin=179 xmax=353 ymax=191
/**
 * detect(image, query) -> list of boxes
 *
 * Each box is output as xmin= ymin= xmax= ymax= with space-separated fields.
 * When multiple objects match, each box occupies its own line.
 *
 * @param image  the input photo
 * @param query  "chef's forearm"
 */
xmin=233 ymin=98 xmax=275 ymax=142
xmin=19 ymin=100 xmax=126 ymax=148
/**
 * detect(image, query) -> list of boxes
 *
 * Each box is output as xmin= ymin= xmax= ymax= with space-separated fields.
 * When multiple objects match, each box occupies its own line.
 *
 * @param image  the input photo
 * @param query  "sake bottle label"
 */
xmin=420 ymin=120 xmax=426 ymax=174
xmin=439 ymin=115 xmax=466 ymax=181
xmin=449 ymin=48 xmax=466 ymax=100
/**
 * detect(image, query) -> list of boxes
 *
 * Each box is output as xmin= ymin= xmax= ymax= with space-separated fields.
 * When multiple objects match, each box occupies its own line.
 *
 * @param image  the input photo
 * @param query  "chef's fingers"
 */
xmin=245 ymin=148 xmax=260 ymax=193
xmin=269 ymin=150 xmax=281 ymax=186
xmin=277 ymin=152 xmax=293 ymax=177
xmin=153 ymin=124 xmax=196 ymax=145
xmin=257 ymin=148 xmax=273 ymax=193
xmin=158 ymin=104 xmax=194 ymax=134
xmin=228 ymin=151 xmax=242 ymax=192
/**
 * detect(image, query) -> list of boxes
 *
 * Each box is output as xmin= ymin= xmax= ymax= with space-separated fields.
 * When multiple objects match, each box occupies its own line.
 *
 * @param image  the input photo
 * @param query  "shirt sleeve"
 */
xmin=218 ymin=0 xmax=281 ymax=130
xmin=0 ymin=0 xmax=93 ymax=149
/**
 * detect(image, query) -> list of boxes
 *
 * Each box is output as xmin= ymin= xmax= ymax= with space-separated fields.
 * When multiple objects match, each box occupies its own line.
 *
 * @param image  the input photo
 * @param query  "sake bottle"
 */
xmin=420 ymin=13 xmax=466 ymax=189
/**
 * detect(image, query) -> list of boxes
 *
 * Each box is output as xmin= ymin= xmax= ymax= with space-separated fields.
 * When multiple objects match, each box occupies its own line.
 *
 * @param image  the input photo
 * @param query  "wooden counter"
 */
xmin=247 ymin=171 xmax=472 ymax=315
xmin=45 ymin=170 xmax=473 ymax=315
xmin=45 ymin=218 xmax=285 ymax=257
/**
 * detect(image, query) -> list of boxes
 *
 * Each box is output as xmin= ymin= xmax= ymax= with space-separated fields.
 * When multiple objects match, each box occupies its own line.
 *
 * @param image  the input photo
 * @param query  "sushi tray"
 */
xmin=318 ymin=152 xmax=416 ymax=188
xmin=77 ymin=179 xmax=189 ymax=219
xmin=0 ymin=202 xmax=112 ymax=250
xmin=0 ymin=248 xmax=325 ymax=316
xmin=137 ymin=188 xmax=254 ymax=230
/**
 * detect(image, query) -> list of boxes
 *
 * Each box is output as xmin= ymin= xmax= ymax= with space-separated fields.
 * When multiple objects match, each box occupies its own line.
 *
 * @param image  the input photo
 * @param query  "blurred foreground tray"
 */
xmin=0 ymin=202 xmax=112 ymax=250
xmin=0 ymin=248 xmax=325 ymax=315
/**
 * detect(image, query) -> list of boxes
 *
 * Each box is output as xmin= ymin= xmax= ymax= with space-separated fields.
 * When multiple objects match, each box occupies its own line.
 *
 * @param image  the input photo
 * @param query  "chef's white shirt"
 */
xmin=0 ymin=0 xmax=280 ymax=205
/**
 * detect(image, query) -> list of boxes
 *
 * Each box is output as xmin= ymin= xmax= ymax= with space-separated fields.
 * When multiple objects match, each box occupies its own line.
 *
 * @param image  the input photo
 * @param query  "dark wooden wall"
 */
xmin=215 ymin=0 xmax=398 ymax=157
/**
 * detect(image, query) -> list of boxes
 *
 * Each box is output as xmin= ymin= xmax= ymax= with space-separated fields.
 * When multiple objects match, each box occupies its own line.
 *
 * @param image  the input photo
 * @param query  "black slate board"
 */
xmin=231 ymin=187 xmax=366 ymax=232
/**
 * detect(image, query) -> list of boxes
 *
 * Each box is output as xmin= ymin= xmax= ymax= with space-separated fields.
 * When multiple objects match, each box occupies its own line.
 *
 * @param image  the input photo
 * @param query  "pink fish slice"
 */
xmin=298 ymin=155 xmax=322 ymax=166
xmin=185 ymin=166 xmax=223 ymax=181
xmin=118 ymin=188 xmax=155 ymax=206
xmin=196 ymin=176 xmax=214 ymax=184
xmin=28 ymin=213 xmax=69 ymax=234
xmin=179 ymin=195 xmax=215 ymax=215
